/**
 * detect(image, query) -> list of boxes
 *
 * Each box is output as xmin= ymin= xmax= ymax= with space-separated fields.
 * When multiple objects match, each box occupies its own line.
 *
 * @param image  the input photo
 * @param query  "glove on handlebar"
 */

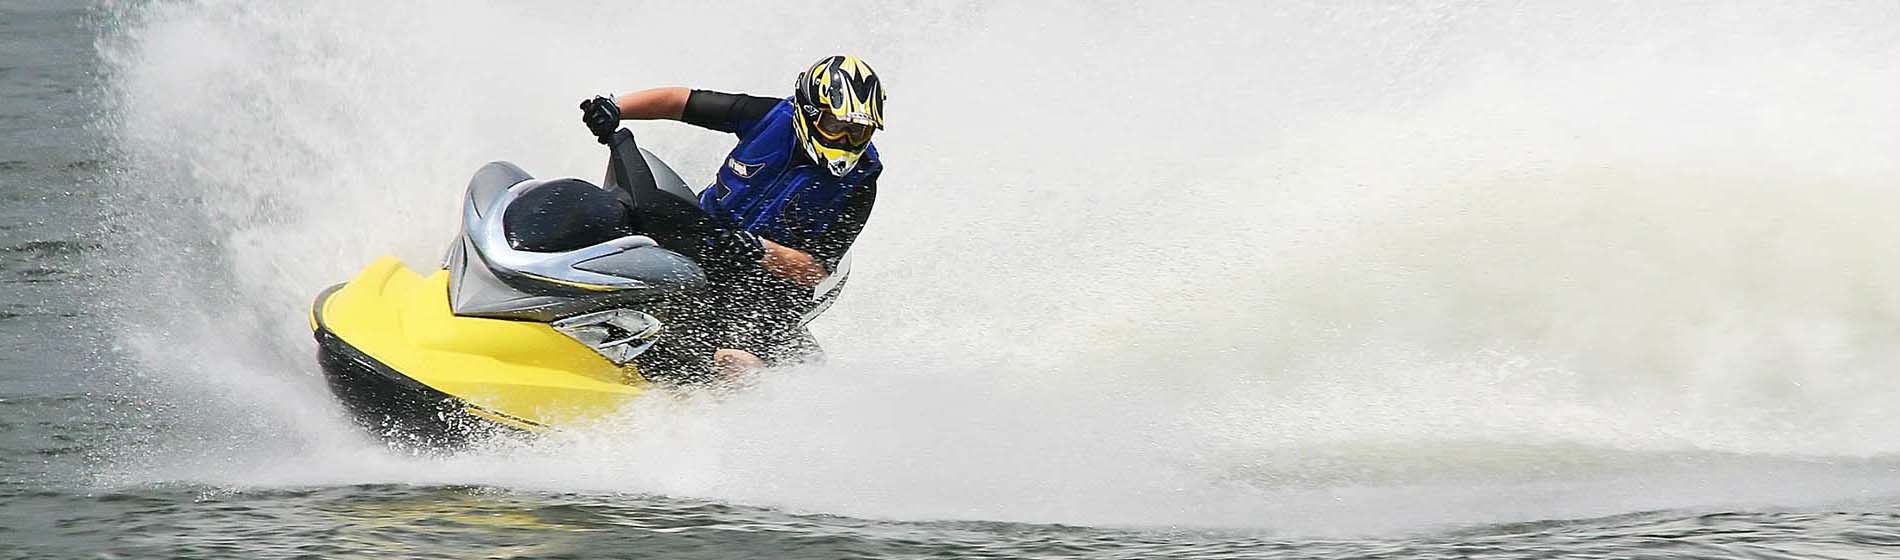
xmin=580 ymin=96 xmax=621 ymax=144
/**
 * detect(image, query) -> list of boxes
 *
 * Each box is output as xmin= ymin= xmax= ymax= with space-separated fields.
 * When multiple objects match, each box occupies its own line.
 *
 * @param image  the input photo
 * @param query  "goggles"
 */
xmin=813 ymin=111 xmax=875 ymax=150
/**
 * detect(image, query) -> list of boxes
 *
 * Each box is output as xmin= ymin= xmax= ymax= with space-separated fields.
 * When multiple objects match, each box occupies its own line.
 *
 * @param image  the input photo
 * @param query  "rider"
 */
xmin=580 ymin=55 xmax=887 ymax=379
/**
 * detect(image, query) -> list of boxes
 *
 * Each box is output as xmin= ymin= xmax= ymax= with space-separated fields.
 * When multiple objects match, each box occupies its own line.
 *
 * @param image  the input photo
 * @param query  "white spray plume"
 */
xmin=98 ymin=0 xmax=1900 ymax=533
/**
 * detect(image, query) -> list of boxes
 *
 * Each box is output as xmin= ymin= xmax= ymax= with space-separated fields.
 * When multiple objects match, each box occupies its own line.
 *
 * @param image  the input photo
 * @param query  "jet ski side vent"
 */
xmin=551 ymin=308 xmax=664 ymax=365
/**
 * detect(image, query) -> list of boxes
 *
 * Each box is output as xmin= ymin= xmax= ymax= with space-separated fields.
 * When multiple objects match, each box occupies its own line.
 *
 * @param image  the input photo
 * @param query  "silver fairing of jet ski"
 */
xmin=444 ymin=149 xmax=708 ymax=323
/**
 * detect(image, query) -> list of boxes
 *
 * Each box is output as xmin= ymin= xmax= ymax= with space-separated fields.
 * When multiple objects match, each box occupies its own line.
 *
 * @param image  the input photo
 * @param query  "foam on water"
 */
xmin=96 ymin=0 xmax=1900 ymax=533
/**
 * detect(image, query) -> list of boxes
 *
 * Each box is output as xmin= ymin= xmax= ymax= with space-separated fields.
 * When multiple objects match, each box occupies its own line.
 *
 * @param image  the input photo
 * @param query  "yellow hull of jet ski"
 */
xmin=312 ymin=256 xmax=648 ymax=443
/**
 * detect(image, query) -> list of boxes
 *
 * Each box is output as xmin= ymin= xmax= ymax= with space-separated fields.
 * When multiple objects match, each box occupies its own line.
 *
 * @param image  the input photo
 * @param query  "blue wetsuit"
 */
xmin=672 ymin=90 xmax=881 ymax=364
xmin=682 ymin=90 xmax=879 ymax=272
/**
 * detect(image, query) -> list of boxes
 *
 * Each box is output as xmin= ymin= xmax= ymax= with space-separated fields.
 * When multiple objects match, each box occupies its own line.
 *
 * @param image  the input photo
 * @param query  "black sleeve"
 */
xmin=681 ymin=90 xmax=781 ymax=134
xmin=804 ymin=174 xmax=878 ymax=273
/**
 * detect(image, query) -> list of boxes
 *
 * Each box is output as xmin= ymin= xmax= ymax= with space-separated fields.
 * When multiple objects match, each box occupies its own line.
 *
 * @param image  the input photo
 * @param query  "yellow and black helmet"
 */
xmin=792 ymin=55 xmax=886 ymax=176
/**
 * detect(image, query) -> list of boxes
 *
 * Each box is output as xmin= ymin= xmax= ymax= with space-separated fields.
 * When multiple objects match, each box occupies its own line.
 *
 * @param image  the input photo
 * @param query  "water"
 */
xmin=5 ymin=0 xmax=1900 ymax=557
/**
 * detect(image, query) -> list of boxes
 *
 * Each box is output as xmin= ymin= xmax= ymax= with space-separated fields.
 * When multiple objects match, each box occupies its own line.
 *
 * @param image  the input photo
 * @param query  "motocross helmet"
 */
xmin=792 ymin=55 xmax=885 ymax=176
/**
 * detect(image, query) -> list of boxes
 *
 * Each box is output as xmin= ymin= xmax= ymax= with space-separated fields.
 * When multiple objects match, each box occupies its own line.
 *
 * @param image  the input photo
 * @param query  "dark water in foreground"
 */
xmin=4 ymin=478 xmax=1898 ymax=559
xmin=8 ymin=1 xmax=1900 ymax=558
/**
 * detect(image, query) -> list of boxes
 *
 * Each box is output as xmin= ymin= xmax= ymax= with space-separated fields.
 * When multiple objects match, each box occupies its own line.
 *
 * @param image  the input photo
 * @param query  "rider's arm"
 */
xmin=758 ymin=239 xmax=829 ymax=287
xmin=680 ymin=90 xmax=782 ymax=133
xmin=758 ymin=179 xmax=878 ymax=286
xmin=613 ymin=87 xmax=690 ymax=120
xmin=615 ymin=88 xmax=779 ymax=133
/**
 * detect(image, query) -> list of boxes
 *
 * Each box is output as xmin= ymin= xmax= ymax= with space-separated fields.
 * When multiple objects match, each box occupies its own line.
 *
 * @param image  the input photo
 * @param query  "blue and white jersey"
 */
xmin=687 ymin=94 xmax=880 ymax=271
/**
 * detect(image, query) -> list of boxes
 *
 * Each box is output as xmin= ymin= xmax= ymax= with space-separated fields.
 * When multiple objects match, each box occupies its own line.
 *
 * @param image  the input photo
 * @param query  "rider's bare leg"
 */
xmin=713 ymin=348 xmax=766 ymax=380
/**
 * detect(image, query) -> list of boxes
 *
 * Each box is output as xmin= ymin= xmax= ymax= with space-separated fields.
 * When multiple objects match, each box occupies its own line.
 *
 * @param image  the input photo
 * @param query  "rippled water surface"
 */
xmin=7 ymin=478 xmax=1900 ymax=558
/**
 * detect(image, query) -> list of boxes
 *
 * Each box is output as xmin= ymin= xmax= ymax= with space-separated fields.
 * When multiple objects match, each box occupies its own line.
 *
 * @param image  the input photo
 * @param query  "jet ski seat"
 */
xmin=502 ymin=178 xmax=635 ymax=253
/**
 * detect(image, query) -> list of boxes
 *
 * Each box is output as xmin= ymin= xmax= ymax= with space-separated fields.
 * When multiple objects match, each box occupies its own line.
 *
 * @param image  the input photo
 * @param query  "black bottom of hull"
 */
xmin=314 ymin=288 xmax=523 ymax=450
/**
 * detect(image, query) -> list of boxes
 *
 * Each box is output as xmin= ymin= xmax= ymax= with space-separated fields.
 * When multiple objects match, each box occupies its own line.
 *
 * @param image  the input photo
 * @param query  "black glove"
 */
xmin=700 ymin=228 xmax=765 ymax=268
xmin=580 ymin=96 xmax=621 ymax=144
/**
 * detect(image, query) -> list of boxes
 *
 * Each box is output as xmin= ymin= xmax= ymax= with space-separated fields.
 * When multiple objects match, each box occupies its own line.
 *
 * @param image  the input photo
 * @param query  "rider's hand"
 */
xmin=580 ymin=96 xmax=621 ymax=144
xmin=701 ymin=228 xmax=765 ymax=268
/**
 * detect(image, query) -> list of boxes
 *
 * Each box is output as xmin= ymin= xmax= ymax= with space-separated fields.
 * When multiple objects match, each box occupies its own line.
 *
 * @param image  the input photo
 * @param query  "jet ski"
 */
xmin=311 ymin=123 xmax=839 ymax=448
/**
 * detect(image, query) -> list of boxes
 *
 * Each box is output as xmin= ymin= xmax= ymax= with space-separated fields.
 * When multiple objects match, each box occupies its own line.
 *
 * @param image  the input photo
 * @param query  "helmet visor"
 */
xmin=813 ymin=111 xmax=875 ymax=150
